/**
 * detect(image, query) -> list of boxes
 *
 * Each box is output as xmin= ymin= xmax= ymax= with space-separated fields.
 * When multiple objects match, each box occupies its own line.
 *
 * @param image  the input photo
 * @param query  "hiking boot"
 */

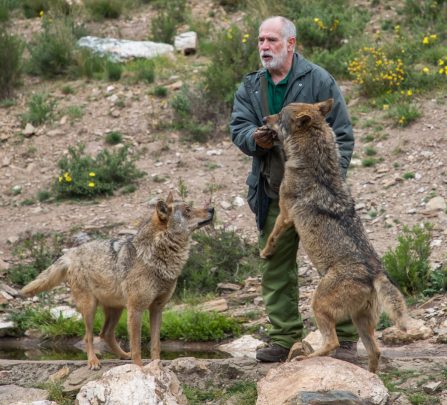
xmin=256 ymin=343 xmax=290 ymax=362
xmin=332 ymin=340 xmax=359 ymax=364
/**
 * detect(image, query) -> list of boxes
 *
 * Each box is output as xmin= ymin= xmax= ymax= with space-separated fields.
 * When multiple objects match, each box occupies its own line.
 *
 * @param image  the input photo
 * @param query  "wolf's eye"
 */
xmin=184 ymin=206 xmax=191 ymax=216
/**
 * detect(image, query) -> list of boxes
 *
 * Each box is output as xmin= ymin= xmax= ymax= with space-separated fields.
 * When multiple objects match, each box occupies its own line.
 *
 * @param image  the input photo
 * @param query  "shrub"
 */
xmin=53 ymin=143 xmax=145 ymax=199
xmin=27 ymin=16 xmax=80 ymax=77
xmin=348 ymin=47 xmax=405 ymax=97
xmin=177 ymin=227 xmax=260 ymax=297
xmin=8 ymin=232 xmax=65 ymax=286
xmin=153 ymin=85 xmax=167 ymax=97
xmin=21 ymin=93 xmax=56 ymax=126
xmin=386 ymin=102 xmax=421 ymax=127
xmin=150 ymin=0 xmax=187 ymax=43
xmin=22 ymin=0 xmax=48 ymax=18
xmin=84 ymin=0 xmax=122 ymax=21
xmin=126 ymin=59 xmax=155 ymax=83
xmin=105 ymin=60 xmax=122 ymax=81
xmin=70 ymin=48 xmax=106 ymax=79
xmin=382 ymin=224 xmax=433 ymax=296
xmin=105 ymin=131 xmax=123 ymax=145
xmin=0 ymin=28 xmax=24 ymax=100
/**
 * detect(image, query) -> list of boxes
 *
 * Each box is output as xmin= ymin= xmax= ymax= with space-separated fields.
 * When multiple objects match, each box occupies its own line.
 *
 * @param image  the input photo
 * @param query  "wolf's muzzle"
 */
xmin=198 ymin=207 xmax=215 ymax=227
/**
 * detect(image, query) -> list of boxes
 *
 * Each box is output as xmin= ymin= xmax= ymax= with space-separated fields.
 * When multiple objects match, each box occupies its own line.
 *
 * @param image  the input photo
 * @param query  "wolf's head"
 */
xmin=155 ymin=192 xmax=214 ymax=235
xmin=263 ymin=99 xmax=333 ymax=142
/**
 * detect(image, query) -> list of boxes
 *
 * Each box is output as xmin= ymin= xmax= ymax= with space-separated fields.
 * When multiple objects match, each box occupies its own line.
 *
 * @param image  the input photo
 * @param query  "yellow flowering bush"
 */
xmin=438 ymin=57 xmax=447 ymax=76
xmin=348 ymin=47 xmax=405 ymax=96
xmin=54 ymin=143 xmax=144 ymax=199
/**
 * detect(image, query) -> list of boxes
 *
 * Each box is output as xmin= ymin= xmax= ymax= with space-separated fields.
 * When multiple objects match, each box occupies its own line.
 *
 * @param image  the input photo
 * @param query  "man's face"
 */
xmin=258 ymin=21 xmax=291 ymax=71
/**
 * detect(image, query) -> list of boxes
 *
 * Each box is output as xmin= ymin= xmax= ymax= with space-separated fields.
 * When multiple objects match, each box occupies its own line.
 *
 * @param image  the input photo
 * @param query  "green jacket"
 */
xmin=230 ymin=53 xmax=354 ymax=230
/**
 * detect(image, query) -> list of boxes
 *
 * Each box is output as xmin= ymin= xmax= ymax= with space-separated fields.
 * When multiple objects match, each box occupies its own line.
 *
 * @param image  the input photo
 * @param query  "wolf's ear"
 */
xmin=166 ymin=191 xmax=174 ymax=205
xmin=156 ymin=200 xmax=169 ymax=221
xmin=318 ymin=99 xmax=334 ymax=116
xmin=296 ymin=113 xmax=312 ymax=128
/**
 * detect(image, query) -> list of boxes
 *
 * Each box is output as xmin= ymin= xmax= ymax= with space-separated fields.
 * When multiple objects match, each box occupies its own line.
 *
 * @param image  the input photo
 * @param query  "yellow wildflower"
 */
xmin=438 ymin=59 xmax=445 ymax=66
xmin=422 ymin=36 xmax=429 ymax=45
xmin=430 ymin=34 xmax=437 ymax=40
xmin=407 ymin=90 xmax=413 ymax=96
xmin=89 ymin=172 xmax=96 ymax=177
xmin=88 ymin=182 xmax=95 ymax=188
xmin=39 ymin=10 xmax=44 ymax=17
xmin=382 ymin=104 xmax=389 ymax=111
xmin=422 ymin=67 xmax=430 ymax=73
xmin=58 ymin=176 xmax=63 ymax=183
xmin=63 ymin=172 xmax=72 ymax=182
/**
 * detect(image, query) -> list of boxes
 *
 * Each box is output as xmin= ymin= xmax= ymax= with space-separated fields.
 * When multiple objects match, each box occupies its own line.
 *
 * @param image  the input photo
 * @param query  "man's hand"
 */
xmin=253 ymin=126 xmax=278 ymax=149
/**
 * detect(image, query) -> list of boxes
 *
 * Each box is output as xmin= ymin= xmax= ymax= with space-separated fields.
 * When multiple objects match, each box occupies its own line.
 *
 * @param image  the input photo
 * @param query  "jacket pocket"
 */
xmin=245 ymin=173 xmax=258 ymax=214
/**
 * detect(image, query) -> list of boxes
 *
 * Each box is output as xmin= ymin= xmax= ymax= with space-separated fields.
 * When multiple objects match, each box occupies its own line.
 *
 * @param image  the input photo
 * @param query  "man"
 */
xmin=230 ymin=16 xmax=357 ymax=362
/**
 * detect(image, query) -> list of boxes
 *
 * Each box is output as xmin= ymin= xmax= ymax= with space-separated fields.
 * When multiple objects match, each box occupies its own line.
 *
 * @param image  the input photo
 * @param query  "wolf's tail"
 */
xmin=374 ymin=273 xmax=408 ymax=331
xmin=21 ymin=255 xmax=69 ymax=296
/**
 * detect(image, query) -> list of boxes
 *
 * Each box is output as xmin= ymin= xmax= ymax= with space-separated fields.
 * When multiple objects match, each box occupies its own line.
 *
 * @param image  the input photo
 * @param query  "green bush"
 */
xmin=382 ymin=224 xmax=433 ymax=296
xmin=8 ymin=233 xmax=65 ymax=286
xmin=53 ymin=143 xmax=145 ymax=198
xmin=387 ymin=102 xmax=422 ymax=127
xmin=70 ymin=48 xmax=106 ymax=79
xmin=177 ymin=227 xmax=260 ymax=297
xmin=21 ymin=93 xmax=56 ymax=126
xmin=126 ymin=59 xmax=155 ymax=83
xmin=150 ymin=0 xmax=187 ymax=43
xmin=27 ymin=16 xmax=81 ymax=77
xmin=105 ymin=131 xmax=123 ymax=145
xmin=84 ymin=0 xmax=122 ymax=21
xmin=105 ymin=60 xmax=122 ymax=81
xmin=0 ymin=28 xmax=24 ymax=100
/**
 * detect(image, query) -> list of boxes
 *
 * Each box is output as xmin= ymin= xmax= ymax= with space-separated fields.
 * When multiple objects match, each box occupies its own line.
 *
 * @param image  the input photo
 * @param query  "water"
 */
xmin=0 ymin=338 xmax=231 ymax=361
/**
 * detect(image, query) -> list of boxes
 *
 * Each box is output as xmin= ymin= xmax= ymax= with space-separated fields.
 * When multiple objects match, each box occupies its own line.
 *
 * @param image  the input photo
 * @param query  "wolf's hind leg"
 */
xmin=352 ymin=311 xmax=381 ymax=373
xmin=260 ymin=212 xmax=291 ymax=259
xmin=78 ymin=296 xmax=100 ymax=369
xmin=100 ymin=307 xmax=130 ymax=360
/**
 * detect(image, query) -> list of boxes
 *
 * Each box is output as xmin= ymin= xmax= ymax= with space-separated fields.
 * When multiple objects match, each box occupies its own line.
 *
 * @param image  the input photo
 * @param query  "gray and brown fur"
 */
xmin=259 ymin=99 xmax=408 ymax=373
xmin=21 ymin=192 xmax=214 ymax=369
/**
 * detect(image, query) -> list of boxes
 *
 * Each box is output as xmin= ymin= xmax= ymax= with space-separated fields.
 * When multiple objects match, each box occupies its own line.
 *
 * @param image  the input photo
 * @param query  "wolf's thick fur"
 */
xmin=259 ymin=99 xmax=408 ymax=373
xmin=22 ymin=193 xmax=214 ymax=369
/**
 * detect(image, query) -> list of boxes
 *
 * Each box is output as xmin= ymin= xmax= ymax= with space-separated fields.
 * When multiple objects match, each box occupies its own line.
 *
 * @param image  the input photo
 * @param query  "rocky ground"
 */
xmin=0 ymin=2 xmax=446 ymax=404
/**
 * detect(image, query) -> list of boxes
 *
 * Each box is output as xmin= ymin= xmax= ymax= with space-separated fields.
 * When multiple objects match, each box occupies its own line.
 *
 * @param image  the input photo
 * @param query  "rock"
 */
xmin=49 ymin=366 xmax=70 ymax=382
xmin=0 ymin=385 xmax=48 ymax=404
xmin=23 ymin=123 xmax=36 ymax=137
xmin=301 ymin=330 xmax=324 ymax=354
xmin=206 ymin=149 xmax=223 ymax=156
xmin=0 ymin=282 xmax=18 ymax=297
xmin=217 ymin=282 xmax=241 ymax=292
xmin=0 ymin=316 xmax=15 ymax=337
xmin=220 ymin=200 xmax=232 ymax=210
xmin=49 ymin=305 xmax=82 ymax=320
xmin=218 ymin=335 xmax=264 ymax=359
xmin=77 ymin=37 xmax=174 ymax=62
xmin=76 ymin=361 xmax=187 ymax=405
xmin=256 ymin=357 xmax=389 ymax=405
xmin=287 ymin=341 xmax=306 ymax=360
xmin=197 ymin=298 xmax=228 ymax=312
xmin=174 ymin=31 xmax=198 ymax=55
xmin=382 ymin=318 xmax=433 ymax=345
xmin=425 ymin=196 xmax=446 ymax=211
xmin=422 ymin=381 xmax=441 ymax=394
xmin=232 ymin=196 xmax=245 ymax=207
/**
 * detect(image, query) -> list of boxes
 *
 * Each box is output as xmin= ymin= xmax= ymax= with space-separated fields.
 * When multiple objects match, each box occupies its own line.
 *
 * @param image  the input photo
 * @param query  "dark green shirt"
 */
xmin=266 ymin=70 xmax=291 ymax=114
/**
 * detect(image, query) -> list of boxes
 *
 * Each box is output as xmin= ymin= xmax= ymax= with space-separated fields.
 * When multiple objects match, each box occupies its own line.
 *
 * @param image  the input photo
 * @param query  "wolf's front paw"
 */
xmin=120 ymin=352 xmax=132 ymax=360
xmin=88 ymin=357 xmax=101 ymax=370
xmin=260 ymin=247 xmax=274 ymax=259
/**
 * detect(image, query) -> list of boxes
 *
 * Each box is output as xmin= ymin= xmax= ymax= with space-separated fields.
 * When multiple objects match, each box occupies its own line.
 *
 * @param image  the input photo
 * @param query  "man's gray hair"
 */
xmin=260 ymin=16 xmax=296 ymax=40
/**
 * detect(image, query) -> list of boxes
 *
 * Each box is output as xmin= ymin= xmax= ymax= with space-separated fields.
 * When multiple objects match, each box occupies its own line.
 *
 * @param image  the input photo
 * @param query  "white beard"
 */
xmin=260 ymin=44 xmax=288 ymax=70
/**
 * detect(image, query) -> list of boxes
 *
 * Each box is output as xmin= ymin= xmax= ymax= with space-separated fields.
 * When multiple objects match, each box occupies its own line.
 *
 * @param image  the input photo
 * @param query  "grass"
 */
xmin=10 ymin=306 xmax=241 ymax=342
xmin=183 ymin=381 xmax=257 ymax=405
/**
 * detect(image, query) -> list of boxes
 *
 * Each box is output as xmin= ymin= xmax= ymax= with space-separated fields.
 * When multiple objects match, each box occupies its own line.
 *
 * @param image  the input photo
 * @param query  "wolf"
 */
xmin=258 ymin=99 xmax=408 ymax=373
xmin=21 ymin=192 xmax=214 ymax=369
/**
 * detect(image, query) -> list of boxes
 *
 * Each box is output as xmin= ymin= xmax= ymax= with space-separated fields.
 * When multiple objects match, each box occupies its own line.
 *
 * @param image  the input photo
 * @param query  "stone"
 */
xmin=0 ymin=318 xmax=15 ymax=337
xmin=217 ymin=282 xmax=241 ymax=292
xmin=256 ymin=357 xmax=389 ymax=405
xmin=23 ymin=123 xmax=36 ymax=137
xmin=218 ymin=335 xmax=264 ymax=359
xmin=425 ymin=196 xmax=446 ymax=211
xmin=76 ymin=361 xmax=187 ymax=405
xmin=77 ymin=36 xmax=174 ymax=62
xmin=232 ymin=196 xmax=245 ymax=207
xmin=220 ymin=201 xmax=232 ymax=210
xmin=301 ymin=330 xmax=324 ymax=354
xmin=382 ymin=318 xmax=433 ymax=345
xmin=174 ymin=31 xmax=198 ymax=55
xmin=197 ymin=298 xmax=228 ymax=312
xmin=422 ymin=381 xmax=441 ymax=394
xmin=0 ymin=385 xmax=48 ymax=404
xmin=49 ymin=305 xmax=82 ymax=321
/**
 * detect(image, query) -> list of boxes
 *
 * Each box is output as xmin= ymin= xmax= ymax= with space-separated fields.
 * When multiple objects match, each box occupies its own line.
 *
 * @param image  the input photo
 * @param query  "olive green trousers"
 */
xmin=259 ymin=200 xmax=358 ymax=349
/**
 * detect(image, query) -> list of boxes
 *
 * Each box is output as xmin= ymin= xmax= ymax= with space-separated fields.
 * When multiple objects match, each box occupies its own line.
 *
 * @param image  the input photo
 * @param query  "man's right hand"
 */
xmin=253 ymin=126 xmax=277 ymax=149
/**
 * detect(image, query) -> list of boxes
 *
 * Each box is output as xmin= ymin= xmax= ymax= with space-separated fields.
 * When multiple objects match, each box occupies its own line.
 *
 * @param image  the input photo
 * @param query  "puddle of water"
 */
xmin=0 ymin=339 xmax=231 ymax=361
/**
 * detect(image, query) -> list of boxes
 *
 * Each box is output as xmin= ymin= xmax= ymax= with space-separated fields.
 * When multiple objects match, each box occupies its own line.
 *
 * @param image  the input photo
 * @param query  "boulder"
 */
xmin=174 ymin=31 xmax=198 ymax=55
xmin=218 ymin=335 xmax=264 ymax=359
xmin=382 ymin=318 xmax=433 ymax=345
xmin=0 ymin=385 xmax=49 ymax=405
xmin=76 ymin=361 xmax=187 ymax=405
xmin=77 ymin=36 xmax=174 ymax=62
xmin=256 ymin=357 xmax=389 ymax=405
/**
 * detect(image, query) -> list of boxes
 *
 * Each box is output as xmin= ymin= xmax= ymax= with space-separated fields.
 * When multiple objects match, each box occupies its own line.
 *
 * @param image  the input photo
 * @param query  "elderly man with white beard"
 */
xmin=230 ymin=16 xmax=357 ymax=362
